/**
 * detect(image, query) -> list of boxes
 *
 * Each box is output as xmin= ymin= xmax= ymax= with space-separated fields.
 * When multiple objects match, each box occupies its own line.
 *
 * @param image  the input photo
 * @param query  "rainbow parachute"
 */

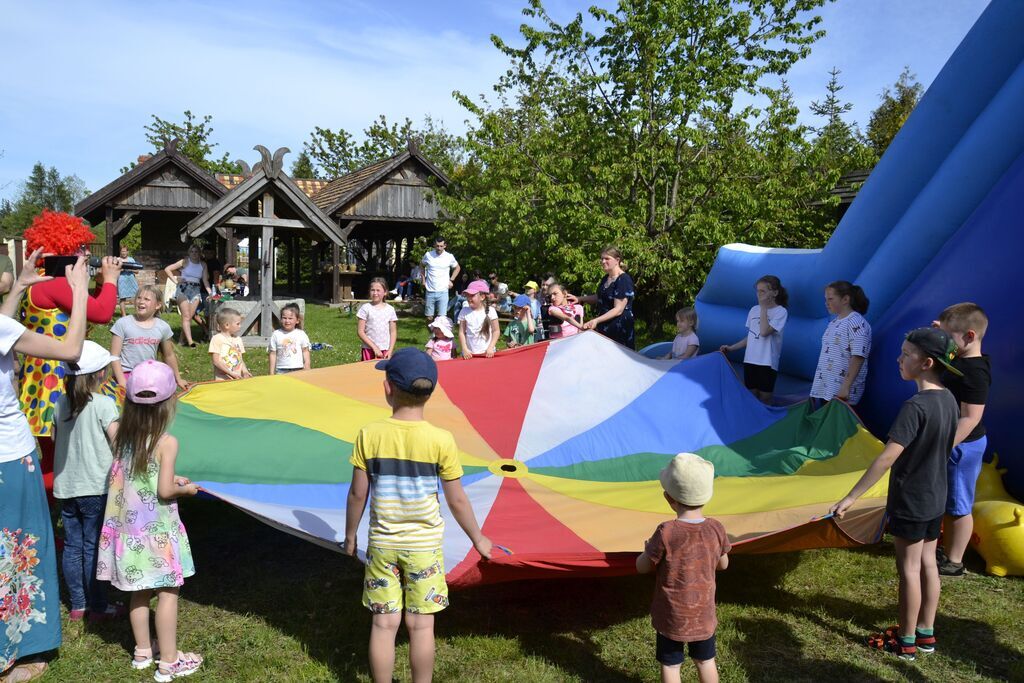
xmin=172 ymin=333 xmax=888 ymax=588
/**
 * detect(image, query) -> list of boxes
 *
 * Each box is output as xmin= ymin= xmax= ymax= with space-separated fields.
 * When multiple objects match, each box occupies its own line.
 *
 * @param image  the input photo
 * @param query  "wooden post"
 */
xmin=331 ymin=242 xmax=340 ymax=304
xmin=225 ymin=228 xmax=236 ymax=266
xmin=105 ymin=206 xmax=115 ymax=256
xmin=13 ymin=238 xmax=24 ymax=272
xmin=260 ymin=192 xmax=275 ymax=337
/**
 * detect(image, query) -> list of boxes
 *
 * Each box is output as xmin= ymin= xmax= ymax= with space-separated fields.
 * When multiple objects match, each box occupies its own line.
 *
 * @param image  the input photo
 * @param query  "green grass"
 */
xmin=39 ymin=305 xmax=1024 ymax=681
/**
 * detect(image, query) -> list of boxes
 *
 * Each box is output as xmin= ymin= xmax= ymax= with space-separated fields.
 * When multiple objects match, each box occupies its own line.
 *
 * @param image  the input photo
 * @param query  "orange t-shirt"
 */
xmin=644 ymin=518 xmax=731 ymax=642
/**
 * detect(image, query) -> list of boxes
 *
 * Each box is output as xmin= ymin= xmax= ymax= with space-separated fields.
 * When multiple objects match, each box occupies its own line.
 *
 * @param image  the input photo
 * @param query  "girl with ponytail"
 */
xmin=719 ymin=275 xmax=789 ymax=404
xmin=810 ymin=281 xmax=872 ymax=405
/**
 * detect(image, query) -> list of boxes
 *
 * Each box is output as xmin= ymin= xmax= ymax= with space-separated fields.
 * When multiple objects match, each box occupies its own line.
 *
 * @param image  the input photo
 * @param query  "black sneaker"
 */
xmin=938 ymin=558 xmax=965 ymax=576
xmin=936 ymin=546 xmax=948 ymax=563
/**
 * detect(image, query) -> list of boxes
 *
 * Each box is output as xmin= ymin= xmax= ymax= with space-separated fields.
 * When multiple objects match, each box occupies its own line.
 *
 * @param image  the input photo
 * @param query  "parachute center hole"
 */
xmin=500 ymin=464 xmax=518 ymax=473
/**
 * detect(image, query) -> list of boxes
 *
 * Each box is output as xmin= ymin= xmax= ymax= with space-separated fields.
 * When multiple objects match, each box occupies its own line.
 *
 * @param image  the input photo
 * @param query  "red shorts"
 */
xmin=362 ymin=348 xmax=389 ymax=361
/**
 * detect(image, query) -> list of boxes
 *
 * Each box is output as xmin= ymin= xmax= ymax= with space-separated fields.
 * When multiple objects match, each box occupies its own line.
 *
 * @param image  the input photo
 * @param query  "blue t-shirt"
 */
xmin=596 ymin=272 xmax=635 ymax=349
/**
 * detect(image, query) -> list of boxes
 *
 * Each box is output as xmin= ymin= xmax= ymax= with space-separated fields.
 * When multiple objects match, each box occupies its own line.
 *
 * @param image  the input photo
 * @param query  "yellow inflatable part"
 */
xmin=970 ymin=455 xmax=1024 ymax=577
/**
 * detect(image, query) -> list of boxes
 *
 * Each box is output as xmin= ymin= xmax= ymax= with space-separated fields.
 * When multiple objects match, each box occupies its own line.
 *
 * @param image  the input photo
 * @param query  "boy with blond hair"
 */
xmin=831 ymin=328 xmax=960 ymax=660
xmin=636 ymin=453 xmax=730 ymax=683
xmin=344 ymin=348 xmax=492 ymax=683
xmin=934 ymin=303 xmax=991 ymax=576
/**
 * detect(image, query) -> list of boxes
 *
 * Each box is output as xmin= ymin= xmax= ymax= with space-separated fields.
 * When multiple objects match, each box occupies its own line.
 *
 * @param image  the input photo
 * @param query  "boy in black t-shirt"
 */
xmin=830 ymin=327 xmax=959 ymax=661
xmin=934 ymin=303 xmax=991 ymax=576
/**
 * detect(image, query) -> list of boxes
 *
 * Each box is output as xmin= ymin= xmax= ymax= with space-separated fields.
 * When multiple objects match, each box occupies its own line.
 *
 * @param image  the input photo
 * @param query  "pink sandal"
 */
xmin=131 ymin=646 xmax=159 ymax=670
xmin=154 ymin=651 xmax=202 ymax=682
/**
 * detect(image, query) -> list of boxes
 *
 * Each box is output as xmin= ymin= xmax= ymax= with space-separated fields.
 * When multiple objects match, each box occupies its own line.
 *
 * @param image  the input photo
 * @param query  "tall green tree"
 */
xmin=439 ymin=0 xmax=831 ymax=326
xmin=867 ymin=67 xmax=923 ymax=157
xmin=302 ymin=115 xmax=464 ymax=179
xmin=124 ymin=110 xmax=240 ymax=174
xmin=1 ymin=162 xmax=88 ymax=237
xmin=289 ymin=150 xmax=318 ymax=179
xmin=809 ymin=67 xmax=875 ymax=174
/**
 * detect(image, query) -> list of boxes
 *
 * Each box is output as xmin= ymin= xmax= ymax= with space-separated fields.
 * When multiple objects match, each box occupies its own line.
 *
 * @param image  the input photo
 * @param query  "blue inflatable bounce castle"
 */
xmin=696 ymin=0 xmax=1024 ymax=500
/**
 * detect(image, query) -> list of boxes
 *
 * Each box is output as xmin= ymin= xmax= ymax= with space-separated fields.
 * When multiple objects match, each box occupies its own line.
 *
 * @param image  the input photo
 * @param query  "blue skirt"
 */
xmin=0 ymin=451 xmax=61 ymax=672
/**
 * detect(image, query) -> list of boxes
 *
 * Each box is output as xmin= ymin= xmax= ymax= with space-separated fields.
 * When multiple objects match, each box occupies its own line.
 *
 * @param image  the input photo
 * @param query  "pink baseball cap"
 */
xmin=462 ymin=279 xmax=489 ymax=296
xmin=126 ymin=360 xmax=177 ymax=404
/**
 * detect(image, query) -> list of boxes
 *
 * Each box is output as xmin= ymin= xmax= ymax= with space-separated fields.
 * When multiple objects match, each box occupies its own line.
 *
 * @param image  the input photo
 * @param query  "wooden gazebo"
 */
xmin=183 ymin=146 xmax=346 ymax=342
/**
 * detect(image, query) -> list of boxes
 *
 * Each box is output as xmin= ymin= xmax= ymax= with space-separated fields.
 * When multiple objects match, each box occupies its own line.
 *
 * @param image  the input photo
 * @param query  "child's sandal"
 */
xmin=867 ymin=631 xmax=916 ymax=661
xmin=132 ymin=646 xmax=159 ymax=670
xmin=154 ymin=651 xmax=202 ymax=682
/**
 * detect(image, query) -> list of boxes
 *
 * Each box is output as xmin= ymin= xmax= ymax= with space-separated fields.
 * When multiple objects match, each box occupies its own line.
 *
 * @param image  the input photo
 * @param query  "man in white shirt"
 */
xmin=421 ymin=237 xmax=460 ymax=321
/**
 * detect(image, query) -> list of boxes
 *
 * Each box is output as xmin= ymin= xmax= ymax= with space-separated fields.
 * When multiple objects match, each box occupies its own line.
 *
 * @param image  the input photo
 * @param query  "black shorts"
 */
xmin=743 ymin=363 xmax=777 ymax=392
xmin=656 ymin=632 xmax=716 ymax=666
xmin=887 ymin=514 xmax=942 ymax=541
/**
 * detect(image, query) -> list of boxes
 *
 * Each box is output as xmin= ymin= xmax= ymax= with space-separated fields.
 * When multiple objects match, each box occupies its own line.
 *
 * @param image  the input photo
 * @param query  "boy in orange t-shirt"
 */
xmin=636 ymin=453 xmax=730 ymax=683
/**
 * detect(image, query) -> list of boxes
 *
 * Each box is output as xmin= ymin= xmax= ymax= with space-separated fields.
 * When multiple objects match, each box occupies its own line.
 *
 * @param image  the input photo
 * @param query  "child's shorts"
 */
xmin=887 ymin=514 xmax=942 ymax=541
xmin=656 ymin=632 xmax=716 ymax=666
xmin=946 ymin=436 xmax=987 ymax=516
xmin=743 ymin=363 xmax=777 ymax=392
xmin=362 ymin=545 xmax=448 ymax=615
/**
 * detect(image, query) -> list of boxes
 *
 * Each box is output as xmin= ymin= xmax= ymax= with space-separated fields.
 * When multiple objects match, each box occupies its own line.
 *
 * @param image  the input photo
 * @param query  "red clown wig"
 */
xmin=23 ymin=210 xmax=96 ymax=257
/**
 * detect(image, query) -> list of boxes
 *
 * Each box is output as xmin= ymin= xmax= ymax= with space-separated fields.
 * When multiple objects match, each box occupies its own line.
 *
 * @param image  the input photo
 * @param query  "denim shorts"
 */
xmin=425 ymin=290 xmax=449 ymax=317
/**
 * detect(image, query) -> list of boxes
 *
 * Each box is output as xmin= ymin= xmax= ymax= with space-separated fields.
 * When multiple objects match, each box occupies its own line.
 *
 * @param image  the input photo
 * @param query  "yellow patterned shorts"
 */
xmin=362 ymin=546 xmax=449 ymax=615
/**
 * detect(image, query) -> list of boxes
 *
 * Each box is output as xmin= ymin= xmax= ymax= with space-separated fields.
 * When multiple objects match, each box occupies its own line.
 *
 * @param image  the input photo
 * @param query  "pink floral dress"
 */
xmin=97 ymin=453 xmax=195 ymax=591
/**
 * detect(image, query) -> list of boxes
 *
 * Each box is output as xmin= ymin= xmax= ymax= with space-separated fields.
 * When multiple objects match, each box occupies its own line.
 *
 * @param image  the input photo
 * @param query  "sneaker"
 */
xmin=938 ymin=558 xmax=965 ymax=576
xmin=68 ymin=608 xmax=86 ymax=621
xmin=915 ymin=632 xmax=937 ymax=655
xmin=88 ymin=603 xmax=127 ymax=622
xmin=936 ymin=546 xmax=948 ymax=563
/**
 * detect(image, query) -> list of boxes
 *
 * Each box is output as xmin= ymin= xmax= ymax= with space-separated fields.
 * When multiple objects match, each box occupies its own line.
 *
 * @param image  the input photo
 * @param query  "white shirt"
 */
xmin=671 ymin=332 xmax=700 ymax=359
xmin=461 ymin=306 xmax=498 ymax=354
xmin=743 ymin=305 xmax=788 ymax=370
xmin=357 ymin=303 xmax=398 ymax=352
xmin=269 ymin=328 xmax=311 ymax=370
xmin=0 ymin=316 xmax=38 ymax=462
xmin=810 ymin=312 xmax=872 ymax=403
xmin=421 ymin=250 xmax=458 ymax=292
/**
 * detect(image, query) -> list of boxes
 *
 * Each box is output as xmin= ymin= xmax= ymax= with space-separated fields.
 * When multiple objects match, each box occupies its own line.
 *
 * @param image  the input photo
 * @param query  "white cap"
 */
xmin=64 ymin=340 xmax=117 ymax=375
xmin=659 ymin=452 xmax=715 ymax=506
xmin=429 ymin=316 xmax=455 ymax=339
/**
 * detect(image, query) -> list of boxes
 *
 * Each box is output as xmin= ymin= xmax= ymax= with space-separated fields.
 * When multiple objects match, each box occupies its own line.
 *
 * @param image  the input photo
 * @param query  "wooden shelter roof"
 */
xmin=217 ymin=173 xmax=329 ymax=198
xmin=831 ymin=169 xmax=872 ymax=205
xmin=75 ymin=139 xmax=227 ymax=225
xmin=183 ymin=146 xmax=344 ymax=244
xmin=312 ymin=141 xmax=450 ymax=217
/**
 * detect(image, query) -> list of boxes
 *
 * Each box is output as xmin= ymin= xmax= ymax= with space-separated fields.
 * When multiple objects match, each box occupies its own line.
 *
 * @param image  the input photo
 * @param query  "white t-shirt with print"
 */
xmin=269 ymin=328 xmax=311 ymax=370
xmin=671 ymin=332 xmax=700 ymax=359
xmin=0 ymin=316 xmax=36 ymax=463
xmin=810 ymin=312 xmax=872 ymax=403
xmin=461 ymin=306 xmax=499 ymax=354
xmin=357 ymin=303 xmax=398 ymax=352
xmin=421 ymin=250 xmax=458 ymax=292
xmin=743 ymin=305 xmax=788 ymax=370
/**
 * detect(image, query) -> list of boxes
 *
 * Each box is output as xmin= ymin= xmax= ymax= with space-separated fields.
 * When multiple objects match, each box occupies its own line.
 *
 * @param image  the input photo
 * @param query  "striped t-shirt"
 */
xmin=350 ymin=418 xmax=464 ymax=551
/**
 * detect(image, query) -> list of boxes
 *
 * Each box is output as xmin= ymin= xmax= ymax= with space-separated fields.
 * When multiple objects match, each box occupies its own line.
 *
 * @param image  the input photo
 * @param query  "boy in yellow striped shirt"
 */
xmin=344 ymin=347 xmax=492 ymax=682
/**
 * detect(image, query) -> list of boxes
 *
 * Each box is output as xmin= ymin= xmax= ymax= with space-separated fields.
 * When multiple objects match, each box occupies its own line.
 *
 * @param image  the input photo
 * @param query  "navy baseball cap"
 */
xmin=376 ymin=347 xmax=438 ymax=394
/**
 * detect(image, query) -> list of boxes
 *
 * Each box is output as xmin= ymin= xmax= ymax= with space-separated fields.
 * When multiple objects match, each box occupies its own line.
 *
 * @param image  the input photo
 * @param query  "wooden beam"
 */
xmin=260 ymin=192 xmax=275 ymax=337
xmin=224 ymin=216 xmax=307 ymax=229
xmin=331 ymin=242 xmax=340 ymax=304
xmin=104 ymin=206 xmax=115 ymax=256
xmin=111 ymin=210 xmax=140 ymax=237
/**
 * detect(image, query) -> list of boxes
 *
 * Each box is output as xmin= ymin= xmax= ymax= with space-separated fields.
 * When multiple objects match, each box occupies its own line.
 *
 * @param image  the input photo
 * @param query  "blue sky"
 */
xmin=0 ymin=0 xmax=989 ymax=201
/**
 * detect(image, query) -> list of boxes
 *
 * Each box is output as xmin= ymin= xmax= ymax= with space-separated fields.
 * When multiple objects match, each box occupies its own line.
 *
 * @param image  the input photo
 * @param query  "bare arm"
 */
xmin=268 ymin=349 xmax=277 ymax=375
xmin=160 ymin=339 xmax=188 ymax=389
xmin=759 ymin=304 xmax=773 ymax=337
xmin=680 ymin=344 xmax=699 ymax=360
xmin=837 ymin=355 xmax=866 ymax=400
xmin=344 ymin=467 xmax=369 ymax=555
xmin=387 ymin=320 xmax=397 ymax=356
xmin=356 ymin=318 xmax=381 ymax=356
xmin=585 ymin=297 xmax=627 ymax=329
xmin=635 ymin=552 xmax=654 ymax=574
xmin=210 ymin=352 xmax=240 ymax=379
xmin=450 ymin=263 xmax=461 ymax=285
xmin=720 ymin=337 xmax=747 ymax=354
xmin=459 ymin=319 xmax=472 ymax=359
xmin=0 ymin=248 xmax=52 ymax=318
xmin=830 ymin=440 xmax=905 ymax=517
xmin=201 ymin=263 xmax=211 ymax=295
xmin=110 ymin=335 xmax=127 ymax=387
xmin=717 ymin=553 xmax=729 ymax=570
xmin=164 ymin=259 xmax=185 ymax=283
xmin=547 ymin=306 xmax=582 ymax=329
xmin=0 ymin=272 xmax=12 ymax=296
xmin=485 ymin=317 xmax=500 ymax=357
xmin=302 ymin=347 xmax=311 ymax=370
xmin=156 ymin=435 xmax=198 ymax=499
xmin=11 ymin=255 xmax=90 ymax=362
xmin=575 ymin=294 xmax=598 ymax=306
xmin=953 ymin=403 xmax=985 ymax=448
xmin=105 ymin=420 xmax=119 ymax=443
xmin=441 ymin=477 xmax=492 ymax=559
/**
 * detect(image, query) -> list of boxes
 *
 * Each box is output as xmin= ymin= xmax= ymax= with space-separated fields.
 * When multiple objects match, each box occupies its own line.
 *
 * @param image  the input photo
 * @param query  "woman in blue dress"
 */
xmin=579 ymin=247 xmax=636 ymax=349
xmin=116 ymin=245 xmax=139 ymax=318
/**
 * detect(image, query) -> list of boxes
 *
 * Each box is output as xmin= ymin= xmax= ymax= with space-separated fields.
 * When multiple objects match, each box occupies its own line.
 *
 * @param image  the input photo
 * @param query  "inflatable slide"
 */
xmin=696 ymin=0 xmax=1024 ymax=499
